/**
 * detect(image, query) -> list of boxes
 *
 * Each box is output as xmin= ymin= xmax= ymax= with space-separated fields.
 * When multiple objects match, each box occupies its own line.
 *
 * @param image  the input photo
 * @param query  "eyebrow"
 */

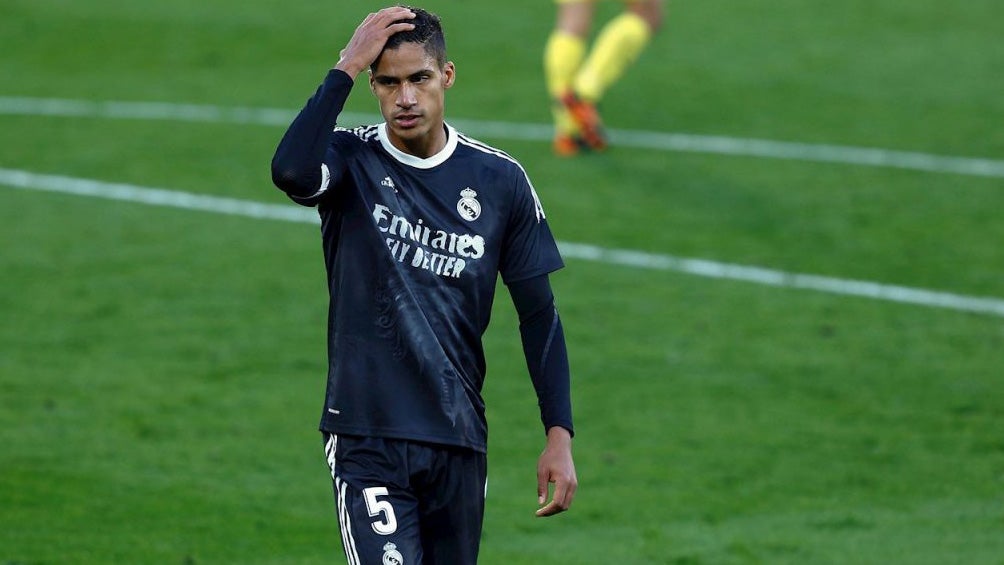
xmin=374 ymin=69 xmax=435 ymax=83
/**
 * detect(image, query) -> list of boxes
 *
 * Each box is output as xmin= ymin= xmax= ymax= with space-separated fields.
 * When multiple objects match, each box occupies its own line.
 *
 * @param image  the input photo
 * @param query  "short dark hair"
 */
xmin=370 ymin=6 xmax=448 ymax=72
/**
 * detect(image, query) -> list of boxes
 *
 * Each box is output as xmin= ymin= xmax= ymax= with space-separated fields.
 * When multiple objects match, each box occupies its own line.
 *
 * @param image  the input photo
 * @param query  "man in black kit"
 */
xmin=271 ymin=6 xmax=577 ymax=564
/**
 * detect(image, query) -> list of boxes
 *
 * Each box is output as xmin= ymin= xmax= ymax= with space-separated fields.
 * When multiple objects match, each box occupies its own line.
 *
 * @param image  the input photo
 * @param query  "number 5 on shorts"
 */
xmin=363 ymin=486 xmax=398 ymax=535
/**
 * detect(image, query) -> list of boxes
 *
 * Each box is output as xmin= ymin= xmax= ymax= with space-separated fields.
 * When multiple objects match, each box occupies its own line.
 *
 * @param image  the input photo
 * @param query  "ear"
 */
xmin=442 ymin=61 xmax=456 ymax=90
xmin=369 ymin=70 xmax=376 ymax=94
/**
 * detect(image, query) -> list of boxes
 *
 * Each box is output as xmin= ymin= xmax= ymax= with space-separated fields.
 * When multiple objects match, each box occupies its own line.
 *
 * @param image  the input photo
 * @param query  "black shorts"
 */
xmin=323 ymin=433 xmax=487 ymax=565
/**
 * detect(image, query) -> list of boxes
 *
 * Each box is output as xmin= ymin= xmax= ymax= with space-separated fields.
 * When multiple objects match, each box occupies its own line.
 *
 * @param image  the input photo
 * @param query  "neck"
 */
xmin=393 ymin=123 xmax=447 ymax=159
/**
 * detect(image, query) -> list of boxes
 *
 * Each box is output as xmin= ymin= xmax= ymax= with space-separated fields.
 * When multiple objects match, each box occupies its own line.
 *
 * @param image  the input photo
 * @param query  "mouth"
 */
xmin=394 ymin=113 xmax=421 ymax=128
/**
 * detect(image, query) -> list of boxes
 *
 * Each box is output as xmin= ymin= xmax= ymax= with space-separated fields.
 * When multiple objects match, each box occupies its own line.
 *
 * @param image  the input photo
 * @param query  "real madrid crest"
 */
xmin=382 ymin=542 xmax=404 ymax=565
xmin=457 ymin=187 xmax=481 ymax=222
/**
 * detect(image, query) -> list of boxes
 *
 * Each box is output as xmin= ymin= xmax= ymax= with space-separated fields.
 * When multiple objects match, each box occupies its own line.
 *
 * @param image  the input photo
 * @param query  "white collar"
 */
xmin=377 ymin=122 xmax=458 ymax=169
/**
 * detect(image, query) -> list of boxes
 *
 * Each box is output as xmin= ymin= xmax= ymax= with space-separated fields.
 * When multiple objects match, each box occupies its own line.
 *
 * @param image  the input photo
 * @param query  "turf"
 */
xmin=2 ymin=1 xmax=1003 ymax=563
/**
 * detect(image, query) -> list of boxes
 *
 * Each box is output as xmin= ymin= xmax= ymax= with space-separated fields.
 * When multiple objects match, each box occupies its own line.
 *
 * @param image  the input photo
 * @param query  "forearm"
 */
xmin=521 ymin=307 xmax=574 ymax=435
xmin=270 ymin=69 xmax=354 ymax=199
xmin=510 ymin=275 xmax=574 ymax=436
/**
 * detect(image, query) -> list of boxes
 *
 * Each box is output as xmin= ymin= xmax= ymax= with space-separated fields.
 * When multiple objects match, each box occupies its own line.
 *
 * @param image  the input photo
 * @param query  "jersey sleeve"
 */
xmin=498 ymin=168 xmax=564 ymax=284
xmin=508 ymin=274 xmax=574 ymax=436
xmin=271 ymin=69 xmax=356 ymax=207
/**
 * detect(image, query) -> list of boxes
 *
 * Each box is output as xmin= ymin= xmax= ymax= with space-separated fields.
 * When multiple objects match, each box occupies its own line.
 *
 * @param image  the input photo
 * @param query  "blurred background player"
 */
xmin=544 ymin=0 xmax=665 ymax=155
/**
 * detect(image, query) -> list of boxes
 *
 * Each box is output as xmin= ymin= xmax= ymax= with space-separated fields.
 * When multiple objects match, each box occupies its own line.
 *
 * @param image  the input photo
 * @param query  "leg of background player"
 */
xmin=544 ymin=0 xmax=594 ymax=156
xmin=545 ymin=0 xmax=665 ymax=156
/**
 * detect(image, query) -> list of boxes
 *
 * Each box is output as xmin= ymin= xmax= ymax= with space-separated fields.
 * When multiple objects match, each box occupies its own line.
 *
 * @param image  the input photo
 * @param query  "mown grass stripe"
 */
xmin=3 ymin=167 xmax=1003 ymax=318
xmin=3 ymin=96 xmax=1003 ymax=178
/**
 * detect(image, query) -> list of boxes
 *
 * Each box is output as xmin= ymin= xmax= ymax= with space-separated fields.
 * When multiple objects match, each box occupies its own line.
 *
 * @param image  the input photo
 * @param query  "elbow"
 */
xmin=270 ymin=157 xmax=317 ymax=197
xmin=270 ymin=163 xmax=299 ymax=191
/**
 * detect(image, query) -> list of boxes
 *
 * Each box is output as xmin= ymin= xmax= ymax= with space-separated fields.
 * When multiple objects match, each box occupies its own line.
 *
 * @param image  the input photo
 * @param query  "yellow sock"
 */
xmin=551 ymin=102 xmax=580 ymax=137
xmin=544 ymin=30 xmax=586 ymax=99
xmin=544 ymin=30 xmax=587 ymax=135
xmin=573 ymin=12 xmax=652 ymax=103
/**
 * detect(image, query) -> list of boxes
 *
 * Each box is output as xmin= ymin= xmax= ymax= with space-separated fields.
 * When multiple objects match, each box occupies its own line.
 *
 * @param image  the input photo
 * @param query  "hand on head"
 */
xmin=335 ymin=6 xmax=416 ymax=78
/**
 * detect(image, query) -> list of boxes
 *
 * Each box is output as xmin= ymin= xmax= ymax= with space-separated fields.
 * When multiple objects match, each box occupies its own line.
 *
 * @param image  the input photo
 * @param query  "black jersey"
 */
xmin=274 ymin=71 xmax=564 ymax=452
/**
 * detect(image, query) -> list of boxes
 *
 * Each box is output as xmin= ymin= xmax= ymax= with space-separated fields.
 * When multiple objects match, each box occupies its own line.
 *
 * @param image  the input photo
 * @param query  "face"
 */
xmin=370 ymin=42 xmax=455 ymax=158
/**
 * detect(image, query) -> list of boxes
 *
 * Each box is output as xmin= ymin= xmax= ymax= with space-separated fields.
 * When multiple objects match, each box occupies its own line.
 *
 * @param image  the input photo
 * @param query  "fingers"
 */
xmin=365 ymin=6 xmax=416 ymax=35
xmin=535 ymin=471 xmax=577 ymax=517
xmin=357 ymin=6 xmax=416 ymax=44
xmin=535 ymin=481 xmax=574 ymax=517
xmin=535 ymin=499 xmax=563 ymax=517
xmin=335 ymin=7 xmax=417 ymax=77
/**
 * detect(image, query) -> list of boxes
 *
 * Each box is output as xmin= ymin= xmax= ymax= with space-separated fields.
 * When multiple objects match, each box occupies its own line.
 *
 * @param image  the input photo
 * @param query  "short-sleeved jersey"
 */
xmin=289 ymin=113 xmax=563 ymax=453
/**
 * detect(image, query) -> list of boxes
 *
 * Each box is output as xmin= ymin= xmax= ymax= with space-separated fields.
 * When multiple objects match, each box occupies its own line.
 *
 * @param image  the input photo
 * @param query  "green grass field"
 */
xmin=3 ymin=0 xmax=1004 ymax=563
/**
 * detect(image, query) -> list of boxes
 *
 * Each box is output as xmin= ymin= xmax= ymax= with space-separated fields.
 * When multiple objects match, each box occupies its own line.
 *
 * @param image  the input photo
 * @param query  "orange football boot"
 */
xmin=559 ymin=91 xmax=607 ymax=152
xmin=553 ymin=133 xmax=582 ymax=157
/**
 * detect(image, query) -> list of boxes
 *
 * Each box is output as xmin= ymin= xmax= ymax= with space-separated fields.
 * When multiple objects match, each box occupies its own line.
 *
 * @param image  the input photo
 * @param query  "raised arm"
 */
xmin=270 ymin=7 xmax=416 ymax=203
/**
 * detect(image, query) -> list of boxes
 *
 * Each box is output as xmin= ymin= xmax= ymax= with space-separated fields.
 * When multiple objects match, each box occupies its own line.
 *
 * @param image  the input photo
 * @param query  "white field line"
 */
xmin=3 ymin=167 xmax=1004 ymax=318
xmin=3 ymin=96 xmax=1004 ymax=178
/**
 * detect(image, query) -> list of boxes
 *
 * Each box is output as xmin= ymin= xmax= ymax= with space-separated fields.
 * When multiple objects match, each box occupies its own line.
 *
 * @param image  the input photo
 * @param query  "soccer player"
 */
xmin=270 ymin=6 xmax=577 ymax=564
xmin=544 ymin=0 xmax=665 ymax=155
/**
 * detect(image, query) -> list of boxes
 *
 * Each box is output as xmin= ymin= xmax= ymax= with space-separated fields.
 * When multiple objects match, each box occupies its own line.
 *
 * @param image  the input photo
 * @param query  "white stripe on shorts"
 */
xmin=325 ymin=434 xmax=360 ymax=565
xmin=336 ymin=476 xmax=361 ymax=565
xmin=325 ymin=433 xmax=338 ymax=480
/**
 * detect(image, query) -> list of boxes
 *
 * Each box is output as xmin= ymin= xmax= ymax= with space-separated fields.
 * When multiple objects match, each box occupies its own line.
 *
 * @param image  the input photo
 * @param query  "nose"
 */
xmin=396 ymin=82 xmax=417 ymax=108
